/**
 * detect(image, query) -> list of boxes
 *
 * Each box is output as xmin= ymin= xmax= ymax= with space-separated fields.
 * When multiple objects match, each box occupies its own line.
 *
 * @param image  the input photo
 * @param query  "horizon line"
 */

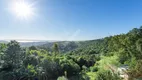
xmin=0 ymin=39 xmax=94 ymax=42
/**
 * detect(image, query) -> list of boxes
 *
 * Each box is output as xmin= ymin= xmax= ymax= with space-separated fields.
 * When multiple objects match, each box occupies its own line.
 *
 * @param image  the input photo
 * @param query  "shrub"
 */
xmin=57 ymin=76 xmax=68 ymax=80
xmin=95 ymin=70 xmax=121 ymax=80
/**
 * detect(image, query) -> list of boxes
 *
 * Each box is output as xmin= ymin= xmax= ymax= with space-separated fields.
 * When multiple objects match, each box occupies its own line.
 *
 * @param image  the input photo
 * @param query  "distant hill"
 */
xmin=20 ymin=41 xmax=49 ymax=47
xmin=37 ymin=39 xmax=103 ymax=53
xmin=40 ymin=41 xmax=81 ymax=52
xmin=0 ymin=39 xmax=104 ymax=53
xmin=0 ymin=40 xmax=54 ymax=47
xmin=0 ymin=40 xmax=8 ymax=43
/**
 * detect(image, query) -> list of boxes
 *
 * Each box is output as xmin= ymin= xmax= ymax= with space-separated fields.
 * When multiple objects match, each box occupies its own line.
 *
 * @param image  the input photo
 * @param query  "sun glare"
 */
xmin=11 ymin=0 xmax=35 ymax=20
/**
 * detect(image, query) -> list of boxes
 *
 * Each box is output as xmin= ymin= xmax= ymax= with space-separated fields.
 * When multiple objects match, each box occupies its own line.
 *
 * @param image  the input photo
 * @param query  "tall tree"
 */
xmin=4 ymin=40 xmax=23 ymax=68
xmin=52 ymin=43 xmax=59 ymax=55
xmin=136 ymin=39 xmax=142 ymax=58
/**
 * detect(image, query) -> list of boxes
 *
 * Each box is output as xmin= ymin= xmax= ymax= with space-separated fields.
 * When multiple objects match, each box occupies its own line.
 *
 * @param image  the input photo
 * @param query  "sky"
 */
xmin=0 ymin=0 xmax=142 ymax=41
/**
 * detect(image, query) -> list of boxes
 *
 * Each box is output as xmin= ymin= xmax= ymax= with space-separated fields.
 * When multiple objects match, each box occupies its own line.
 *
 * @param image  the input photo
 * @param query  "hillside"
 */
xmin=0 ymin=27 xmax=142 ymax=80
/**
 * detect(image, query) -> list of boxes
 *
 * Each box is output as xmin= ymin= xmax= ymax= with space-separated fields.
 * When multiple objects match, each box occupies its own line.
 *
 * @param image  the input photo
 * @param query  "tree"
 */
xmin=0 ymin=41 xmax=27 ymax=80
xmin=4 ymin=40 xmax=23 ymax=69
xmin=29 ymin=46 xmax=37 ymax=50
xmin=0 ymin=43 xmax=7 ymax=64
xmin=95 ymin=70 xmax=121 ymax=80
xmin=0 ymin=43 xmax=7 ymax=53
xmin=127 ymin=60 xmax=142 ymax=78
xmin=52 ymin=43 xmax=59 ymax=55
xmin=136 ymin=39 xmax=142 ymax=55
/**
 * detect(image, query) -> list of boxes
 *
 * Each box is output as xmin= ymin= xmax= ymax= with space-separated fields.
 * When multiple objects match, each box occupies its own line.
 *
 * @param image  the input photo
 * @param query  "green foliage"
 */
xmin=95 ymin=70 xmax=121 ymax=80
xmin=27 ymin=64 xmax=37 ymax=76
xmin=4 ymin=40 xmax=22 ymax=65
xmin=60 ymin=59 xmax=81 ymax=76
xmin=29 ymin=46 xmax=37 ymax=50
xmin=136 ymin=39 xmax=142 ymax=57
xmin=57 ymin=76 xmax=68 ymax=80
xmin=0 ymin=43 xmax=7 ymax=53
xmin=97 ymin=55 xmax=120 ymax=70
xmin=1 ymin=27 xmax=142 ymax=80
xmin=127 ymin=60 xmax=142 ymax=78
xmin=90 ymin=66 xmax=98 ymax=72
xmin=52 ymin=43 xmax=59 ymax=55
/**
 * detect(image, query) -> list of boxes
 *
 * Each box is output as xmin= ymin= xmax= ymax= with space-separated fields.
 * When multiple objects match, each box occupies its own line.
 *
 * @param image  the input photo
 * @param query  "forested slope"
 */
xmin=0 ymin=27 xmax=142 ymax=80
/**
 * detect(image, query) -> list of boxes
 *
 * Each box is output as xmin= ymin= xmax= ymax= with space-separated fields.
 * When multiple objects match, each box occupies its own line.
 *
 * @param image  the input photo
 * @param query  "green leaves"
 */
xmin=95 ymin=70 xmax=121 ymax=80
xmin=52 ymin=43 xmax=59 ymax=55
xmin=136 ymin=39 xmax=142 ymax=56
xmin=27 ymin=64 xmax=37 ymax=76
xmin=1 ymin=26 xmax=142 ymax=80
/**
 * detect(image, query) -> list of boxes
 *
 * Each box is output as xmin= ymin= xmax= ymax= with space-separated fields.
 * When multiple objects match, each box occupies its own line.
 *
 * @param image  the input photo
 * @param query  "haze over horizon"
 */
xmin=0 ymin=0 xmax=142 ymax=40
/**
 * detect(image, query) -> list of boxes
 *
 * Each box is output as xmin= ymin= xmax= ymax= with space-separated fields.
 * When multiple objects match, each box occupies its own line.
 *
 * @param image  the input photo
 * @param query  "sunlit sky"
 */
xmin=0 ymin=0 xmax=142 ymax=41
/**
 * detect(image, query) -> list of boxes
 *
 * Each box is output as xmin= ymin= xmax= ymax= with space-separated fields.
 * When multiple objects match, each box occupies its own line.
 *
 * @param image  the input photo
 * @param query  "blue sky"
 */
xmin=0 ymin=0 xmax=142 ymax=41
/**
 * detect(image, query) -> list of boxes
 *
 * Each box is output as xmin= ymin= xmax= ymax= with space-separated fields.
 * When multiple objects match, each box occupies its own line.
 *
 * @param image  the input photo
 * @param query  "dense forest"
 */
xmin=0 ymin=27 xmax=142 ymax=80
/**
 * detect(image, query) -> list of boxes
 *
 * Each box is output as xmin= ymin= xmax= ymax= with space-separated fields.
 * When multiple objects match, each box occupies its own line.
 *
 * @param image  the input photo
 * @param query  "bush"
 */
xmin=95 ymin=70 xmax=121 ymax=80
xmin=57 ymin=76 xmax=68 ymax=80
xmin=90 ymin=66 xmax=98 ymax=72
